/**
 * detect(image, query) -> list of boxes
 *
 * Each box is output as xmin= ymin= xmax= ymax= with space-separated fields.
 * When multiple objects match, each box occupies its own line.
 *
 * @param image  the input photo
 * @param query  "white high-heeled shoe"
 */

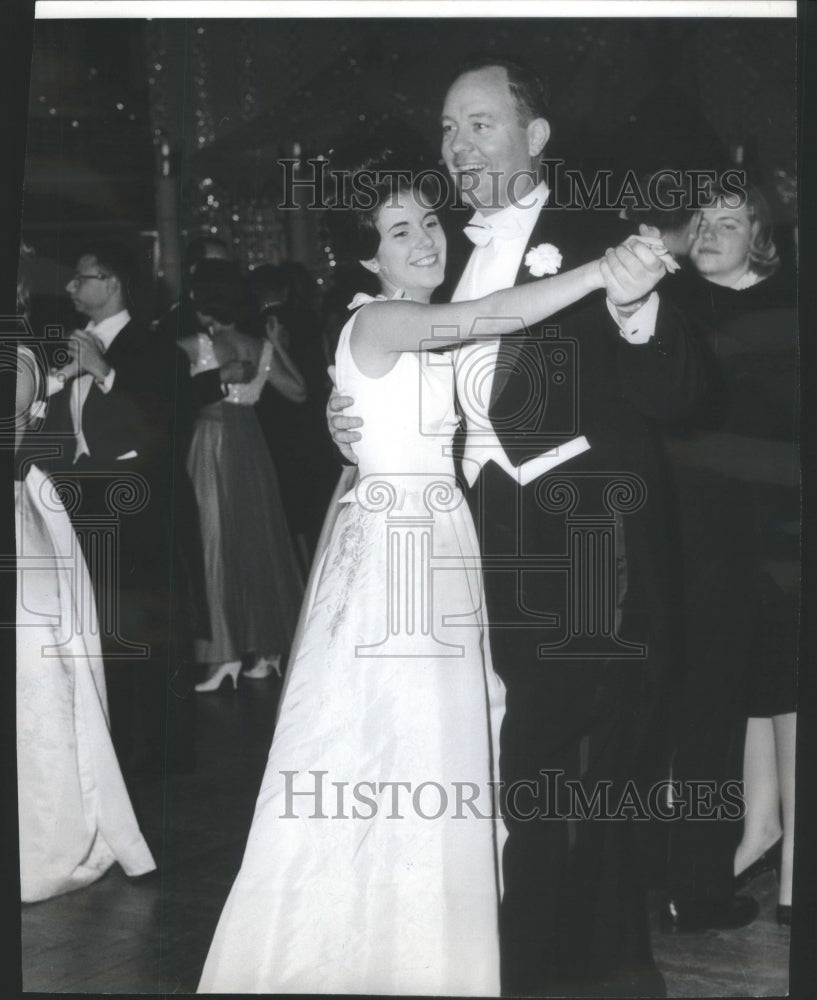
xmin=195 ymin=660 xmax=242 ymax=693
xmin=241 ymin=654 xmax=282 ymax=680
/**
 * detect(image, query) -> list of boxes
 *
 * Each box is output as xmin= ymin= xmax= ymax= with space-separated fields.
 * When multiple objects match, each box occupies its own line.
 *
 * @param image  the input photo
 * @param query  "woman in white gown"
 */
xmin=198 ymin=166 xmax=672 ymax=994
xmin=15 ymin=341 xmax=156 ymax=902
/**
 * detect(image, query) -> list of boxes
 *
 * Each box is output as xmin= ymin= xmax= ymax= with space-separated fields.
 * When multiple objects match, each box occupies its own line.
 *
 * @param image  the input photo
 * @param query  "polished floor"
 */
xmin=19 ymin=673 xmax=792 ymax=996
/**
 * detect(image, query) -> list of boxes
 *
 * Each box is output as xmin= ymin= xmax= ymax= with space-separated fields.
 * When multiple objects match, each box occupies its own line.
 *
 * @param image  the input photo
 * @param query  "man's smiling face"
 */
xmin=441 ymin=65 xmax=547 ymax=215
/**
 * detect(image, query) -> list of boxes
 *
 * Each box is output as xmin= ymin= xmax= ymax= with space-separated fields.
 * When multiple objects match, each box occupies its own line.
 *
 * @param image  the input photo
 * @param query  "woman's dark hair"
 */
xmin=327 ymin=151 xmax=444 ymax=263
xmin=326 ymin=120 xmax=443 ymax=264
xmin=276 ymin=262 xmax=315 ymax=311
xmin=183 ymin=235 xmax=229 ymax=275
xmin=451 ymin=54 xmax=551 ymax=125
xmin=189 ymin=258 xmax=254 ymax=328
xmin=251 ymin=261 xmax=316 ymax=315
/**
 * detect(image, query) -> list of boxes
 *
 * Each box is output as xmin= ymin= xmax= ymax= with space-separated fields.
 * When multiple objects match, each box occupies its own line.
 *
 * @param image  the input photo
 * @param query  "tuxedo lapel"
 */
xmin=512 ymin=208 xmax=587 ymax=284
xmin=488 ymin=208 xmax=578 ymax=413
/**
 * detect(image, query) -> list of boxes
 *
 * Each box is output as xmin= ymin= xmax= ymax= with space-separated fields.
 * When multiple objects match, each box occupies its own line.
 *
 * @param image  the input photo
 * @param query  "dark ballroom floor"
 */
xmin=20 ymin=673 xmax=791 ymax=996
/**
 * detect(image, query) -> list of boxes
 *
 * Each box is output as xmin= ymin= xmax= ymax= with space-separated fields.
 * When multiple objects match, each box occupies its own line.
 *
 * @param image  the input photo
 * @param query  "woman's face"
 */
xmin=364 ymin=188 xmax=446 ymax=302
xmin=689 ymin=202 xmax=756 ymax=286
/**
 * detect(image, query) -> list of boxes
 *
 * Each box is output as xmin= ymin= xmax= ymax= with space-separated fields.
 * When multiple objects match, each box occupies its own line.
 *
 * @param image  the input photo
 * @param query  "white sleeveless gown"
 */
xmin=198 ymin=301 xmax=505 ymax=995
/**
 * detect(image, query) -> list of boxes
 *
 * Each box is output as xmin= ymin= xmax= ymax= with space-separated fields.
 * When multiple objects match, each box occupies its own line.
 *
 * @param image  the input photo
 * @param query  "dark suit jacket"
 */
xmin=444 ymin=205 xmax=705 ymax=675
xmin=36 ymin=319 xmax=165 ymax=477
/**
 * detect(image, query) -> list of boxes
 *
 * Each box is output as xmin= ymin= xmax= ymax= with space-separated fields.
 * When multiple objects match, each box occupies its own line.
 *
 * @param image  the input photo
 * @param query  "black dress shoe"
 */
xmin=660 ymin=894 xmax=759 ymax=932
xmin=734 ymin=837 xmax=782 ymax=892
xmin=776 ymin=904 xmax=792 ymax=926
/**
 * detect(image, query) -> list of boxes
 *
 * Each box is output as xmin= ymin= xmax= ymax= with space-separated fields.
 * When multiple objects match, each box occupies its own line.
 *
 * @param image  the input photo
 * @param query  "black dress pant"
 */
xmin=495 ymin=648 xmax=665 ymax=998
xmin=67 ymin=470 xmax=197 ymax=781
xmin=465 ymin=462 xmax=668 ymax=996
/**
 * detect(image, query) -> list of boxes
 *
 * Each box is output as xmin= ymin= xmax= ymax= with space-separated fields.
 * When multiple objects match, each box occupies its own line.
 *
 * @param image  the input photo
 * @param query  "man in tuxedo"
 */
xmin=329 ymin=57 xmax=708 ymax=996
xmin=37 ymin=240 xmax=227 ymax=782
xmin=440 ymin=61 xmax=699 ymax=998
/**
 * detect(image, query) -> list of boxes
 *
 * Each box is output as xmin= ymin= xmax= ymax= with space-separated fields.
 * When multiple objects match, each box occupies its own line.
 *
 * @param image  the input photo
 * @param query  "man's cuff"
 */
xmin=96 ymin=366 xmax=116 ymax=393
xmin=606 ymin=292 xmax=659 ymax=345
xmin=46 ymin=372 xmax=66 ymax=396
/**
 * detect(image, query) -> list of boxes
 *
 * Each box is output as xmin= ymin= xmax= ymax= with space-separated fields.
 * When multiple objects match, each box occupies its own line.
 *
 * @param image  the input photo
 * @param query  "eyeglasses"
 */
xmin=69 ymin=272 xmax=109 ymax=285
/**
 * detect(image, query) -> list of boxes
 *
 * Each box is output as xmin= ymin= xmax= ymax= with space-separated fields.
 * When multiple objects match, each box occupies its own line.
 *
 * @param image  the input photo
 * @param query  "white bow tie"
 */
xmin=463 ymin=213 xmax=525 ymax=248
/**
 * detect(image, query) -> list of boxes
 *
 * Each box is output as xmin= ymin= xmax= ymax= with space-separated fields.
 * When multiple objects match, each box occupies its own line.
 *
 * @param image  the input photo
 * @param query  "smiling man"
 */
xmin=437 ymin=58 xmax=704 ymax=999
xmin=441 ymin=63 xmax=549 ymax=217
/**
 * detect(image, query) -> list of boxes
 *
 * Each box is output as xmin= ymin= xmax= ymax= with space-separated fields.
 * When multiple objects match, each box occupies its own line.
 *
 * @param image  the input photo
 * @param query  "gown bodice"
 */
xmin=190 ymin=332 xmax=272 ymax=408
xmin=334 ymin=300 xmax=460 ymax=487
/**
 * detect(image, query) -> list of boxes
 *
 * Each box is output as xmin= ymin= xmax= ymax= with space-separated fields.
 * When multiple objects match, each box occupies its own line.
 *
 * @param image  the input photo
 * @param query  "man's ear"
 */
xmin=359 ymin=258 xmax=380 ymax=275
xmin=527 ymin=118 xmax=550 ymax=159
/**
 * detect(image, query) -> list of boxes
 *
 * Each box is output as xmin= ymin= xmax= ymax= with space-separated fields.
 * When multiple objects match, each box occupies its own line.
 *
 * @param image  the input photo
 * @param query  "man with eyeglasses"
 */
xmin=38 ymin=240 xmax=197 ymax=786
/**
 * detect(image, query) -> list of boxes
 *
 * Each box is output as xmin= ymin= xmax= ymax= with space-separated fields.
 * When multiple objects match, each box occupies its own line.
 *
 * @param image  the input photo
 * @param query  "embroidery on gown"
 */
xmin=326 ymin=504 xmax=377 ymax=643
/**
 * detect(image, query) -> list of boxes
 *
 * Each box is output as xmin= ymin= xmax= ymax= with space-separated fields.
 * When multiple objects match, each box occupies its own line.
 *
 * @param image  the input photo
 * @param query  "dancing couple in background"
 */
xmin=179 ymin=258 xmax=305 ymax=692
xmin=199 ymin=56 xmax=701 ymax=997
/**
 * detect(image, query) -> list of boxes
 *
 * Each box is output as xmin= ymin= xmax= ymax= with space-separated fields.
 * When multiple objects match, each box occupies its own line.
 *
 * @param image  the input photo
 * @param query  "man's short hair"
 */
xmin=451 ymin=54 xmax=551 ymax=126
xmin=76 ymin=240 xmax=138 ymax=306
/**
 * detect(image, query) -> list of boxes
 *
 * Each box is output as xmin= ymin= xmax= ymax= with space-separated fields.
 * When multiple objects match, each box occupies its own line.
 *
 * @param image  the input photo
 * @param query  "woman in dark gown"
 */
xmin=660 ymin=185 xmax=798 ymax=929
xmin=179 ymin=260 xmax=305 ymax=690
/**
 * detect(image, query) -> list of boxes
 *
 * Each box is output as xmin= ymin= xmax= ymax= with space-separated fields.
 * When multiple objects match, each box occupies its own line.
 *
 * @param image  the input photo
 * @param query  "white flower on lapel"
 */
xmin=525 ymin=243 xmax=562 ymax=277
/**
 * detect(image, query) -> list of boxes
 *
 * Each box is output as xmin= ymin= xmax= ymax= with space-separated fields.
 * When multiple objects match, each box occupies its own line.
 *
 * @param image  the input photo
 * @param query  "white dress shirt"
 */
xmin=452 ymin=182 xmax=657 ymax=485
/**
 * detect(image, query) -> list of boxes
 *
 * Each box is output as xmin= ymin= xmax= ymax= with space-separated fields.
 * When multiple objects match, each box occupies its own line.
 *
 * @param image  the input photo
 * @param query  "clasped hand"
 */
xmin=57 ymin=330 xmax=110 ymax=381
xmin=325 ymin=227 xmax=681 ymax=465
xmin=219 ymin=359 xmax=255 ymax=384
xmin=600 ymin=226 xmax=679 ymax=308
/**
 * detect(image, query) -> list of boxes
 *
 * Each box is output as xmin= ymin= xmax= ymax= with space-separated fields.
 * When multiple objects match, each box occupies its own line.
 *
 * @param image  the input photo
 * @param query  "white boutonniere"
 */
xmin=525 ymin=243 xmax=562 ymax=277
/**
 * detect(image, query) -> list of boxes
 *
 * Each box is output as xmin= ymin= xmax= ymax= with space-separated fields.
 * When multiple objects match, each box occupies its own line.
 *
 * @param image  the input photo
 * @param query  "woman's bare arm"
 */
xmin=352 ymin=259 xmax=602 ymax=361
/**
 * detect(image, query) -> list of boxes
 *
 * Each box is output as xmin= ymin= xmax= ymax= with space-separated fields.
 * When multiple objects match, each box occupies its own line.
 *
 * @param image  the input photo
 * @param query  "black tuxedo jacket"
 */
xmin=443 ymin=205 xmax=705 ymax=667
xmin=36 ymin=319 xmax=168 ymax=479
